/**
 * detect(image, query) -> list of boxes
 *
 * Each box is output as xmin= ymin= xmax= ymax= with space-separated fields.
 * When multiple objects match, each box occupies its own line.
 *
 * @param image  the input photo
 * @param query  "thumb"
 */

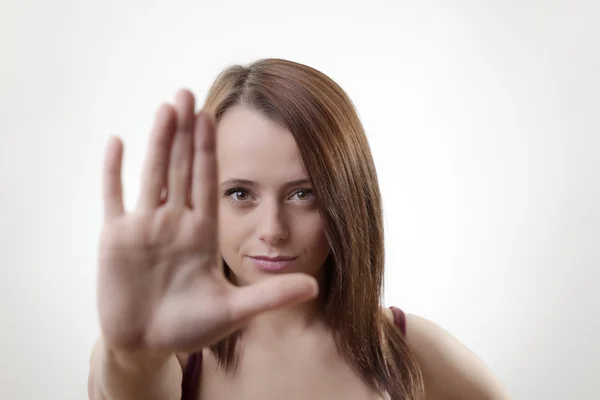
xmin=227 ymin=274 xmax=319 ymax=322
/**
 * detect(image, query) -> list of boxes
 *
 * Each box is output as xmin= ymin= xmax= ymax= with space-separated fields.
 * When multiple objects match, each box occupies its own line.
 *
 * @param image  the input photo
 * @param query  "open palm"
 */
xmin=97 ymin=89 xmax=318 ymax=356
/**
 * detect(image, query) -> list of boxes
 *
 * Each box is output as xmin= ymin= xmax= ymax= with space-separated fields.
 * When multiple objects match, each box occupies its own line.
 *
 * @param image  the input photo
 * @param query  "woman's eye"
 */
xmin=224 ymin=188 xmax=251 ymax=202
xmin=294 ymin=189 xmax=314 ymax=200
xmin=233 ymin=190 xmax=249 ymax=200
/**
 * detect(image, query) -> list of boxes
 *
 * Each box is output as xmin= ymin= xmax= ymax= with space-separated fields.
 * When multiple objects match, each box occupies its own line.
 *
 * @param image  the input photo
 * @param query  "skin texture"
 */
xmin=404 ymin=314 xmax=510 ymax=400
xmin=217 ymin=106 xmax=331 ymax=288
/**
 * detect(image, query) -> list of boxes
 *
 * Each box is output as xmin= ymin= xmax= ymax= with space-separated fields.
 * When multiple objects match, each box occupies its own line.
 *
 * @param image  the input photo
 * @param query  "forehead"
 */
xmin=216 ymin=106 xmax=308 ymax=181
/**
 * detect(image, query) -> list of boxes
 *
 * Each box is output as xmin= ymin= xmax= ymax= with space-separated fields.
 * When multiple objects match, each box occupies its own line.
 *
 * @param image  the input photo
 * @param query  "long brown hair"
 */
xmin=203 ymin=58 xmax=424 ymax=399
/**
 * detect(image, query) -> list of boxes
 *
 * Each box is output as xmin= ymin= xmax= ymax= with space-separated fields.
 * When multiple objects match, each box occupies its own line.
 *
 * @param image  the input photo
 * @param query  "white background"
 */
xmin=1 ymin=0 xmax=598 ymax=399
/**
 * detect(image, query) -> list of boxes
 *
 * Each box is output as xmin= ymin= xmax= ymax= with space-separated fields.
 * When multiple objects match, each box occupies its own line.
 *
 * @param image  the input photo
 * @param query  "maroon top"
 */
xmin=181 ymin=306 xmax=406 ymax=400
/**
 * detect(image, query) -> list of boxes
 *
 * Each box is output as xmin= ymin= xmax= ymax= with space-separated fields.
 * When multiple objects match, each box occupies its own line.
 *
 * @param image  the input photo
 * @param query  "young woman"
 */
xmin=89 ymin=59 xmax=508 ymax=399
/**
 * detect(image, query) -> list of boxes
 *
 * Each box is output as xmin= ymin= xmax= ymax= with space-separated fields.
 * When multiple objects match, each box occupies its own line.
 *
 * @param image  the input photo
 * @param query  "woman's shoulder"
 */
xmin=395 ymin=312 xmax=509 ymax=399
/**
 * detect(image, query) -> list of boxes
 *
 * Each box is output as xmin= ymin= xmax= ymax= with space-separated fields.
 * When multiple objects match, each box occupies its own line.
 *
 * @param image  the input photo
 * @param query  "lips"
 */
xmin=247 ymin=255 xmax=298 ymax=271
xmin=251 ymin=255 xmax=296 ymax=261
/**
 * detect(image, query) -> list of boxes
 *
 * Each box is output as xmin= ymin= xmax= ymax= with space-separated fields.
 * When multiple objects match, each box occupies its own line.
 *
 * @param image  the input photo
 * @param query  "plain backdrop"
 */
xmin=1 ymin=0 xmax=598 ymax=399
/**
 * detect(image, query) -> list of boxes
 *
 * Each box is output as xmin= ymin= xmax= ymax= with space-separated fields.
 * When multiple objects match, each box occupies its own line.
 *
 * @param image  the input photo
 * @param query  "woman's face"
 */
xmin=216 ymin=105 xmax=330 ymax=285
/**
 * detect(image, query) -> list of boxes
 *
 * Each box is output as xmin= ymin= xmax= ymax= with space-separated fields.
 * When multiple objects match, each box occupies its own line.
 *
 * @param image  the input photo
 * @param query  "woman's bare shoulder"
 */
xmin=403 ymin=314 xmax=509 ymax=400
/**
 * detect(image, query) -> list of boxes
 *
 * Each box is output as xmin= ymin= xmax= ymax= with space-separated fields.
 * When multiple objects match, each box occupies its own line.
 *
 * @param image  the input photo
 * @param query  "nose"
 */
xmin=256 ymin=202 xmax=288 ymax=245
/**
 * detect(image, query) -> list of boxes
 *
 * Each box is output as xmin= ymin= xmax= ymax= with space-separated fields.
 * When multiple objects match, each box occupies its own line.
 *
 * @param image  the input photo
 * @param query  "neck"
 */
xmin=247 ymin=295 xmax=327 ymax=339
xmin=232 ymin=269 xmax=330 ymax=340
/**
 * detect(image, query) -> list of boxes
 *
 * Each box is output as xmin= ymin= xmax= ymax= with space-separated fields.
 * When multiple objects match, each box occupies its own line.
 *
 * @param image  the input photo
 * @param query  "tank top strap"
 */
xmin=181 ymin=351 xmax=202 ymax=400
xmin=389 ymin=306 xmax=407 ymax=336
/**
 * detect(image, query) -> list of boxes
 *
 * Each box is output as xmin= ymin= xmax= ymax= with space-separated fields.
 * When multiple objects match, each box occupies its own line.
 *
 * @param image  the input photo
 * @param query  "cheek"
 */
xmin=296 ymin=213 xmax=330 ymax=255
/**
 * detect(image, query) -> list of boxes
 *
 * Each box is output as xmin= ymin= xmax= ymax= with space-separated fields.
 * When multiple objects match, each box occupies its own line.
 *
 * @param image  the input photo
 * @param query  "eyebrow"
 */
xmin=220 ymin=178 xmax=312 ymax=188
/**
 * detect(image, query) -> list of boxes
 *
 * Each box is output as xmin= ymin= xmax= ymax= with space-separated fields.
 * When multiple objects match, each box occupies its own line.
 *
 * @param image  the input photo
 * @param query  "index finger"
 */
xmin=191 ymin=111 xmax=218 ymax=215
